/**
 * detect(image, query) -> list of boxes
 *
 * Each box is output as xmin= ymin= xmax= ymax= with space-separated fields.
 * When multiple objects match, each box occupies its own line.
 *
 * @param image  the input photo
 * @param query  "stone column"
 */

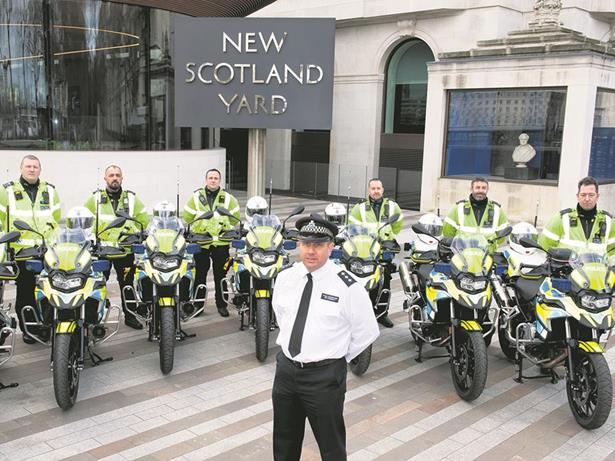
xmin=247 ymin=128 xmax=266 ymax=197
xmin=558 ymin=84 xmax=597 ymax=206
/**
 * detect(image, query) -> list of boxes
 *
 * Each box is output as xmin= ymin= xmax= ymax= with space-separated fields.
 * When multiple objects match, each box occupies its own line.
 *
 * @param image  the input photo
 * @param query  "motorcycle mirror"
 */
xmin=0 ymin=231 xmax=21 ymax=244
xmin=495 ymin=226 xmax=512 ymax=240
xmin=115 ymin=210 xmax=131 ymax=219
xmin=13 ymin=220 xmax=35 ymax=232
xmin=101 ymin=217 xmax=127 ymax=234
xmin=411 ymin=222 xmax=438 ymax=240
xmin=288 ymin=205 xmax=305 ymax=217
xmin=548 ymin=247 xmax=572 ymax=262
xmin=215 ymin=207 xmax=241 ymax=223
xmin=519 ymin=236 xmax=543 ymax=251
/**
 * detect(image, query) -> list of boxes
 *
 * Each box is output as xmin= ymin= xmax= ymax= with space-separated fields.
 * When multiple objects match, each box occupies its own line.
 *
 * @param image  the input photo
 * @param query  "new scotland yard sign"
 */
xmin=174 ymin=17 xmax=335 ymax=130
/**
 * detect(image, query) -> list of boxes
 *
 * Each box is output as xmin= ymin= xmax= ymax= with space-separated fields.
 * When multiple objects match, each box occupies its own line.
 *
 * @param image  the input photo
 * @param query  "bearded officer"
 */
xmin=272 ymin=215 xmax=379 ymax=461
xmin=84 ymin=165 xmax=149 ymax=329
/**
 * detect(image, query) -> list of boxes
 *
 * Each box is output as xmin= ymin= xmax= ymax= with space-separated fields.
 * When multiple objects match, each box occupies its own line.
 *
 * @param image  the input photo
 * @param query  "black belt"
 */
xmin=284 ymin=355 xmax=343 ymax=369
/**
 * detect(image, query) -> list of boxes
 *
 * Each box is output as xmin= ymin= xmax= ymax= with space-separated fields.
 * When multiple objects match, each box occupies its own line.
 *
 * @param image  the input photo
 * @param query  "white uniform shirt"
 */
xmin=273 ymin=259 xmax=379 ymax=363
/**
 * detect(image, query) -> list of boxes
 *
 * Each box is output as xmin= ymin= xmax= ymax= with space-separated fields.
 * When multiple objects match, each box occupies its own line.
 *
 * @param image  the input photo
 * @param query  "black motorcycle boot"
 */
xmin=378 ymin=314 xmax=394 ymax=328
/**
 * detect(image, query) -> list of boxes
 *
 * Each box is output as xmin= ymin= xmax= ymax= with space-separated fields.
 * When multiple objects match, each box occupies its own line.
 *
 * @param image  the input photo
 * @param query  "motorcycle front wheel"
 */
xmin=53 ymin=333 xmax=80 ymax=410
xmin=159 ymin=307 xmax=175 ymax=375
xmin=566 ymin=351 xmax=613 ymax=429
xmin=255 ymin=298 xmax=270 ymax=362
xmin=450 ymin=329 xmax=488 ymax=401
xmin=349 ymin=344 xmax=372 ymax=376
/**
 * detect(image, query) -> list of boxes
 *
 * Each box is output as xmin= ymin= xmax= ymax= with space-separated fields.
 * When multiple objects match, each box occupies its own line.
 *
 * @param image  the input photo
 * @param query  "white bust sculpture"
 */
xmin=512 ymin=133 xmax=536 ymax=168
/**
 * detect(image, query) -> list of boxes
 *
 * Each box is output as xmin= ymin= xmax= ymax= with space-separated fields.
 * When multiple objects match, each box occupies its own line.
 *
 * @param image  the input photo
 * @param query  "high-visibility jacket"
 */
xmin=538 ymin=207 xmax=615 ymax=256
xmin=442 ymin=198 xmax=509 ymax=239
xmin=84 ymin=189 xmax=149 ymax=249
xmin=0 ymin=179 xmax=61 ymax=251
xmin=182 ymin=187 xmax=240 ymax=248
xmin=349 ymin=198 xmax=403 ymax=239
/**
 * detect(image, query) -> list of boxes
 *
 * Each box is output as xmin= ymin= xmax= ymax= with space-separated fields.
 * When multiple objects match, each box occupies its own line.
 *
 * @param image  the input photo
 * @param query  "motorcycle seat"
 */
xmin=416 ymin=263 xmax=435 ymax=285
xmin=513 ymin=277 xmax=544 ymax=304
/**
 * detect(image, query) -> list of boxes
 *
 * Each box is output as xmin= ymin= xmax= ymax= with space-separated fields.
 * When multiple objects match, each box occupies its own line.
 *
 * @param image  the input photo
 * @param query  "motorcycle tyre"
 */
xmin=451 ymin=329 xmax=488 ymax=402
xmin=349 ymin=344 xmax=372 ymax=376
xmin=53 ymin=333 xmax=80 ymax=410
xmin=255 ymin=298 xmax=270 ymax=363
xmin=566 ymin=351 xmax=613 ymax=430
xmin=159 ymin=307 xmax=175 ymax=375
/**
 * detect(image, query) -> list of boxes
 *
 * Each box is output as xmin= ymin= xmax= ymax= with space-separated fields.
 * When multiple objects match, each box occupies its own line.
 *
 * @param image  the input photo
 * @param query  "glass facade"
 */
xmin=444 ymin=88 xmax=566 ymax=180
xmin=0 ymin=0 xmax=206 ymax=150
xmin=589 ymin=89 xmax=615 ymax=183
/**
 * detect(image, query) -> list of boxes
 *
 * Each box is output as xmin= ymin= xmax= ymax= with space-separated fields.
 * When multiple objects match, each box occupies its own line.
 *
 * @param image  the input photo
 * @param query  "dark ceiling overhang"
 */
xmin=104 ymin=0 xmax=276 ymax=17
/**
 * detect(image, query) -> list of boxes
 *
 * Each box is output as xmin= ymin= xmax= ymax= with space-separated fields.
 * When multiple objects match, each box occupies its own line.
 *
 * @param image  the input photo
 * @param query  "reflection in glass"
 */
xmin=0 ymin=0 xmax=47 ymax=149
xmin=0 ymin=0 xmax=211 ymax=151
xmin=589 ymin=89 xmax=615 ymax=183
xmin=51 ymin=0 xmax=147 ymax=150
xmin=444 ymin=89 xmax=566 ymax=180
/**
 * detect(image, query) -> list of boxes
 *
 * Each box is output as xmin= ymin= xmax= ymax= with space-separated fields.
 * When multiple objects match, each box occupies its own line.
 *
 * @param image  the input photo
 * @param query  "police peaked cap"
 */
xmin=295 ymin=214 xmax=338 ymax=243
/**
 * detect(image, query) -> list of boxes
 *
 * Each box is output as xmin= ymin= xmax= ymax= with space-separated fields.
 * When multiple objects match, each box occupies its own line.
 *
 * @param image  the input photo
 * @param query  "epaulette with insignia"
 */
xmin=491 ymin=200 xmax=501 ymax=207
xmin=456 ymin=199 xmax=467 ymax=205
xmin=46 ymin=182 xmax=55 ymax=188
xmin=602 ymin=210 xmax=612 ymax=218
xmin=3 ymin=181 xmax=14 ymax=188
xmin=560 ymin=208 xmax=573 ymax=216
xmin=193 ymin=187 xmax=202 ymax=193
xmin=126 ymin=189 xmax=135 ymax=195
xmin=337 ymin=270 xmax=356 ymax=287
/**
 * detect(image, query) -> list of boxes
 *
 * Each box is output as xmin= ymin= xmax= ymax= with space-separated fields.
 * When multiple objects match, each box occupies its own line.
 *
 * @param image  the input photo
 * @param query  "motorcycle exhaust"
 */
xmin=398 ymin=261 xmax=418 ymax=294
xmin=541 ymin=350 xmax=568 ymax=369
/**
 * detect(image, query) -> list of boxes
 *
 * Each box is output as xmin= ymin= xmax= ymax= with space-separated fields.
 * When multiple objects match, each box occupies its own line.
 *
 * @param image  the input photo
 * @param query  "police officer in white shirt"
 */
xmin=272 ymin=215 xmax=380 ymax=461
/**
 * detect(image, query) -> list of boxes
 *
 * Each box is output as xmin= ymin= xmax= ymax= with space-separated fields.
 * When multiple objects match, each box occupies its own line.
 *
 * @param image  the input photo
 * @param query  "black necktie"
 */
xmin=288 ymin=273 xmax=313 ymax=358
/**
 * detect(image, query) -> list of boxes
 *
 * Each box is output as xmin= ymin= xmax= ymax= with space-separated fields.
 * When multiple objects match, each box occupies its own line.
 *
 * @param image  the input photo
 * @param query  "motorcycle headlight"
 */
xmin=580 ymin=295 xmax=612 ymax=311
xmin=250 ymin=250 xmax=277 ymax=265
xmin=50 ymin=272 xmax=85 ymax=291
xmin=349 ymin=260 xmax=376 ymax=276
xmin=459 ymin=276 xmax=487 ymax=291
xmin=151 ymin=254 xmax=181 ymax=271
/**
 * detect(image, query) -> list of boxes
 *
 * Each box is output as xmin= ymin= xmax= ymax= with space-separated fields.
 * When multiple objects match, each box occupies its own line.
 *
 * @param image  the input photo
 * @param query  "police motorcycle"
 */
xmin=495 ymin=231 xmax=614 ymax=429
xmin=492 ymin=223 xmax=547 ymax=362
xmin=14 ymin=207 xmax=122 ymax=409
xmin=0 ymin=228 xmax=20 ymax=390
xmin=114 ymin=201 xmax=206 ymax=375
xmin=400 ymin=214 xmax=511 ymax=401
xmin=330 ymin=213 xmax=401 ymax=376
xmin=222 ymin=196 xmax=305 ymax=362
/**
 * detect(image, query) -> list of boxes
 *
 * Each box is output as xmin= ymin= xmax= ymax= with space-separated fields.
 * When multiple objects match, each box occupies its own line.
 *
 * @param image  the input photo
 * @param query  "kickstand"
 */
xmin=550 ymin=369 xmax=561 ymax=384
xmin=514 ymin=356 xmax=524 ymax=383
xmin=415 ymin=341 xmax=423 ymax=363
xmin=179 ymin=329 xmax=195 ymax=341
xmin=88 ymin=348 xmax=113 ymax=366
xmin=0 ymin=382 xmax=18 ymax=390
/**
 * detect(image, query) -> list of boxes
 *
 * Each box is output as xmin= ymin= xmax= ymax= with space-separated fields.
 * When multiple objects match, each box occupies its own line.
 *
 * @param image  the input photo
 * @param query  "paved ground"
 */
xmin=1 ymin=192 xmax=615 ymax=461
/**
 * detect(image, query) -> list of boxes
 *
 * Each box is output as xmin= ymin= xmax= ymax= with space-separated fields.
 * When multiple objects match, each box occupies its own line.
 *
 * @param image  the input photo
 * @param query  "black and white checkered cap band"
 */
xmin=300 ymin=220 xmax=334 ymax=238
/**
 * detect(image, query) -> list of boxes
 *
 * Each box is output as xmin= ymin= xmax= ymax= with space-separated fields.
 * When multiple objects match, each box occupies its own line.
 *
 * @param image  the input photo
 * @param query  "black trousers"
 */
xmin=272 ymin=352 xmax=347 ymax=461
xmin=370 ymin=263 xmax=393 ymax=317
xmin=102 ymin=254 xmax=136 ymax=321
xmin=15 ymin=260 xmax=37 ymax=334
xmin=194 ymin=245 xmax=230 ymax=309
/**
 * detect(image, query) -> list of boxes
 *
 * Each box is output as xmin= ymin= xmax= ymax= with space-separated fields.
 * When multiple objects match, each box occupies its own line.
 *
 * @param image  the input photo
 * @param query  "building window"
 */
xmin=0 ymin=0 xmax=212 ymax=151
xmin=383 ymin=40 xmax=433 ymax=134
xmin=589 ymin=89 xmax=615 ymax=183
xmin=444 ymin=88 xmax=566 ymax=181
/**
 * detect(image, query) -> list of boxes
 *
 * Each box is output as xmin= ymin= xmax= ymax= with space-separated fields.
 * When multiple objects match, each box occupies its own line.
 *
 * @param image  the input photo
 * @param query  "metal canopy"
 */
xmin=104 ymin=0 xmax=276 ymax=17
